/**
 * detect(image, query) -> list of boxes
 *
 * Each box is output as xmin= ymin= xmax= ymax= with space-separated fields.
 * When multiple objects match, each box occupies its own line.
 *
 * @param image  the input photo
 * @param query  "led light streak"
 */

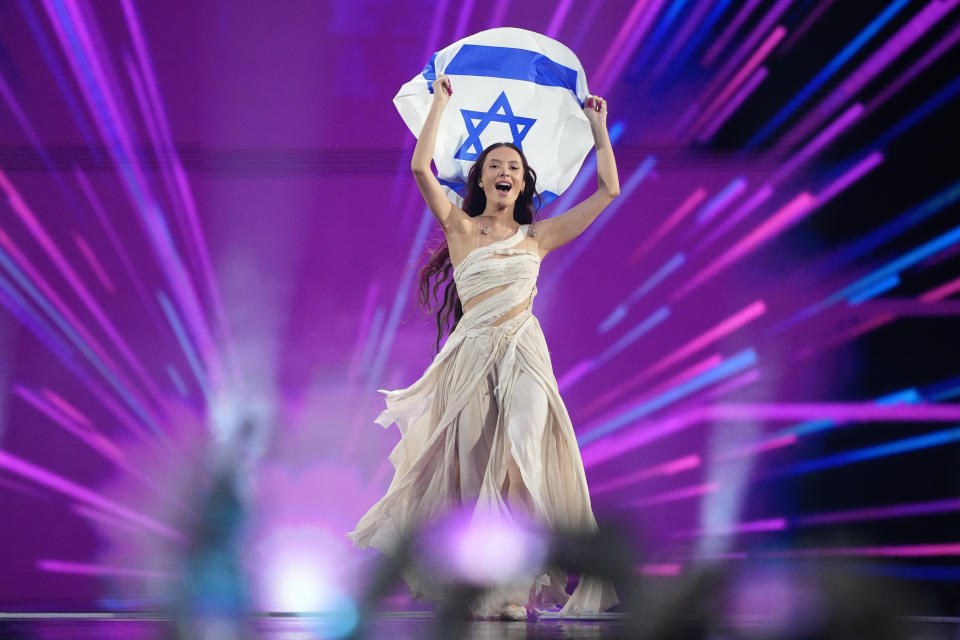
xmin=16 ymin=386 xmax=187 ymax=509
xmin=166 ymin=365 xmax=188 ymax=397
xmin=14 ymin=385 xmax=124 ymax=464
xmin=157 ymin=291 xmax=209 ymax=396
xmin=776 ymin=0 xmax=960 ymax=150
xmin=593 ymin=0 xmax=662 ymax=95
xmin=746 ymin=0 xmax=915 ymax=149
xmin=796 ymin=497 xmax=960 ymax=527
xmin=347 ymin=282 xmax=381 ymax=383
xmin=122 ymin=0 xmax=264 ymax=386
xmin=815 ymin=151 xmax=885 ymax=206
xmin=0 ymin=449 xmax=181 ymax=539
xmin=847 ymin=274 xmax=900 ymax=304
xmin=716 ymin=403 xmax=960 ymax=423
xmin=776 ymin=221 xmax=960 ymax=334
xmin=0 ymin=261 xmax=165 ymax=450
xmin=569 ymin=1 xmax=603 ymax=51
xmin=584 ymin=401 xmax=960 ymax=469
xmin=686 ymin=27 xmax=787 ymax=141
xmin=647 ymin=0 xmax=733 ymax=83
xmin=72 ymin=234 xmax=115 ymax=294
xmin=599 ymin=259 xmax=680 ymax=333
xmin=692 ymin=185 xmax=774 ymax=257
xmin=679 ymin=498 xmax=960 ymax=540
xmin=865 ymin=19 xmax=960 ymax=114
xmin=870 ymin=72 xmax=960 ymax=151
xmin=1 ymin=169 xmax=170 ymax=412
xmin=673 ymin=0 xmax=796 ymax=136
xmin=718 ymin=434 xmax=798 ymax=461
xmin=628 ymin=482 xmax=720 ymax=508
xmin=628 ymin=187 xmax=706 ymax=264
xmin=0 ymin=230 xmax=164 ymax=437
xmin=774 ymin=425 xmax=960 ymax=477
xmin=696 ymin=67 xmax=769 ymax=143
xmin=36 ymin=559 xmax=169 ymax=579
xmin=700 ymin=0 xmax=766 ymax=68
xmin=701 ymin=368 xmax=761 ymax=401
xmin=488 ymin=0 xmax=511 ymax=28
xmin=578 ymin=348 xmax=758 ymax=446
xmin=44 ymin=390 xmax=92 ymax=427
xmin=74 ymin=169 xmax=161 ymax=329
xmin=544 ymin=0 xmax=575 ymax=38
xmin=44 ymin=0 xmax=223 ymax=391
xmin=921 ymin=274 xmax=960 ymax=302
xmin=542 ymin=156 xmax=657 ymax=291
xmin=626 ymin=0 xmax=690 ymax=80
xmin=768 ymin=103 xmax=864 ymax=186
xmin=580 ymin=353 xmax=724 ymax=420
xmin=592 ymin=454 xmax=701 ymax=495
xmin=595 ymin=306 xmax=670 ymax=368
xmin=695 ymin=179 xmax=749 ymax=226
xmin=0 ymin=68 xmax=88 ymax=218
xmin=592 ymin=0 xmax=661 ymax=95
xmin=673 ymin=193 xmax=816 ymax=300
xmin=366 ymin=208 xmax=433 ymax=387
xmin=541 ymin=123 xmax=623 ymax=221
xmin=778 ymin=0 xmax=839 ymax=54
xmin=678 ymin=518 xmax=786 ymax=538
xmin=641 ymin=301 xmax=766 ymax=380
xmin=15 ymin=0 xmax=101 ymax=159
xmin=0 ymin=272 xmax=78 ymax=372
xmin=358 ymin=306 xmax=386 ymax=377
xmin=636 ymin=563 xmax=683 ymax=576
xmin=811 ymin=179 xmax=960 ymax=280
xmin=760 ymin=543 xmax=960 ymax=559
xmin=72 ymin=503 xmax=149 ymax=537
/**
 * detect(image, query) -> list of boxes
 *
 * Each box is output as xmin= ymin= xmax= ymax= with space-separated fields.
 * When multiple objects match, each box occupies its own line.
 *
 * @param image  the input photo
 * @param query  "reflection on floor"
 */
xmin=0 ymin=613 xmax=957 ymax=640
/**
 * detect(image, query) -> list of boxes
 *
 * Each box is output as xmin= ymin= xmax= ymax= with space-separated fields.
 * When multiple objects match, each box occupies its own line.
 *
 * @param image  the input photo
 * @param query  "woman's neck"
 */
xmin=479 ymin=202 xmax=514 ymax=224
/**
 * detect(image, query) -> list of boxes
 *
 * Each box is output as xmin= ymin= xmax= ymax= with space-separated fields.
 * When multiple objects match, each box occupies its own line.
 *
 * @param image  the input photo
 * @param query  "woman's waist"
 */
xmin=457 ymin=307 xmax=535 ymax=337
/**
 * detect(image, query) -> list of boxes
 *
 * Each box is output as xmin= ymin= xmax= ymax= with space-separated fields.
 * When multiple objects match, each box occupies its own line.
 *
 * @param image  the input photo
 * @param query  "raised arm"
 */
xmin=535 ymin=96 xmax=620 ymax=254
xmin=411 ymin=75 xmax=470 ymax=232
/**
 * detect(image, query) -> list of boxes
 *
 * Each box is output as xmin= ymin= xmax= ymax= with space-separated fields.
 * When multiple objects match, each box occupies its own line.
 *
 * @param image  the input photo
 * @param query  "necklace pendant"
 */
xmin=480 ymin=225 xmax=490 ymax=235
xmin=527 ymin=225 xmax=537 ymax=237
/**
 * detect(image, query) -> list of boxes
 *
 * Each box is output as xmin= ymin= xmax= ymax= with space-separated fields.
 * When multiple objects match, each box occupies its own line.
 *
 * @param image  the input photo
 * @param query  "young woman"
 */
xmin=348 ymin=74 xmax=621 ymax=620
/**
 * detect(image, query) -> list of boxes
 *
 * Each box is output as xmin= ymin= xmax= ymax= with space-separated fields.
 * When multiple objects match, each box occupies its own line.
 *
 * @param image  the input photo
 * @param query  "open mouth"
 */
xmin=495 ymin=182 xmax=511 ymax=192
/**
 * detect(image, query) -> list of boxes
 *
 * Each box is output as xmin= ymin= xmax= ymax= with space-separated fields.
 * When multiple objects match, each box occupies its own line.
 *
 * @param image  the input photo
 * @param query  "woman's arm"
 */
xmin=412 ymin=75 xmax=470 ymax=232
xmin=535 ymin=96 xmax=620 ymax=254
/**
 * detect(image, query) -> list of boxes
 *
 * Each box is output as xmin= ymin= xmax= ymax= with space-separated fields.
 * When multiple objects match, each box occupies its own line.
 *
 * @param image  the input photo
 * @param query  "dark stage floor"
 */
xmin=0 ymin=613 xmax=958 ymax=640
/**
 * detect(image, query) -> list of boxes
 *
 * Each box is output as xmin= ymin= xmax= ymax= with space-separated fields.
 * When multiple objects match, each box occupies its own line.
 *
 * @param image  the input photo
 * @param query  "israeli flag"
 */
xmin=394 ymin=27 xmax=593 ymax=207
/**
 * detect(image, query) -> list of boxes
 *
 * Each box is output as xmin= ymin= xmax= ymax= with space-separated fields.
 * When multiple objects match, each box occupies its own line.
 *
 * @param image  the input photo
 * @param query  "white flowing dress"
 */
xmin=347 ymin=224 xmax=619 ymax=616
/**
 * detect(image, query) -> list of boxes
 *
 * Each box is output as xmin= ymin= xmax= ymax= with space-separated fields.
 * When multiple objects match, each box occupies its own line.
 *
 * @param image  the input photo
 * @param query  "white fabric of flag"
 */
xmin=394 ymin=27 xmax=593 ymax=207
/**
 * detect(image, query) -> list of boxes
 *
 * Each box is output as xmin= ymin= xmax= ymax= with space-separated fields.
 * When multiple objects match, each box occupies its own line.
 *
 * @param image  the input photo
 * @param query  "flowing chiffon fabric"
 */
xmin=347 ymin=225 xmax=619 ymax=616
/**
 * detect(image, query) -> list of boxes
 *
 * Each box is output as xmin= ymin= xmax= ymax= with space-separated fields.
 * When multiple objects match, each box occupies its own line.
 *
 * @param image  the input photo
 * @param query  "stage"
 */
xmin=1 ymin=0 xmax=959 ymax=637
xmin=1 ymin=612 xmax=959 ymax=640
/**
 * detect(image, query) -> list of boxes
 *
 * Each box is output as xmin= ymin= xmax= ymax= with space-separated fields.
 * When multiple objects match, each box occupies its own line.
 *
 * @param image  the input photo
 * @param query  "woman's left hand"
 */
xmin=584 ymin=95 xmax=608 ymax=127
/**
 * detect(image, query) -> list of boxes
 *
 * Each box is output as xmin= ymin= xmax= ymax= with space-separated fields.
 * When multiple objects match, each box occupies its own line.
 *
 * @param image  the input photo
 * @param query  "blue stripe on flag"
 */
xmin=422 ymin=52 xmax=439 ymax=91
xmin=438 ymin=178 xmax=466 ymax=194
xmin=423 ymin=45 xmax=580 ymax=98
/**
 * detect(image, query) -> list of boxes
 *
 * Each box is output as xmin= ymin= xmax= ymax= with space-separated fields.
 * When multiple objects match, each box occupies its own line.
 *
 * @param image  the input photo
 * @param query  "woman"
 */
xmin=348 ymin=74 xmax=621 ymax=620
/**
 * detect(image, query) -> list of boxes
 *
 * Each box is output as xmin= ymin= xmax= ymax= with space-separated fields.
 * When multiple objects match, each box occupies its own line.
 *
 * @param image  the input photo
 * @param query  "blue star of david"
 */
xmin=454 ymin=92 xmax=537 ymax=161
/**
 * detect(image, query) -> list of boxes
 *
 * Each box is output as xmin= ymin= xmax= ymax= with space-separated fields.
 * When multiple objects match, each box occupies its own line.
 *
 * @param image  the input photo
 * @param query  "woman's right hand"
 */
xmin=432 ymin=74 xmax=452 ymax=105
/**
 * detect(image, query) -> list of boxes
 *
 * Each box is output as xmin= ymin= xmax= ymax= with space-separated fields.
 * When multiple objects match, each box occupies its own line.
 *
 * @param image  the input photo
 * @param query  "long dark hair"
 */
xmin=417 ymin=142 xmax=542 ymax=353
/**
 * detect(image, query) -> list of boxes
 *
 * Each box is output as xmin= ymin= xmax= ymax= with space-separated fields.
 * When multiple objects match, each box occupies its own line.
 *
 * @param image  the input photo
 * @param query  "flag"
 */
xmin=394 ymin=27 xmax=593 ymax=207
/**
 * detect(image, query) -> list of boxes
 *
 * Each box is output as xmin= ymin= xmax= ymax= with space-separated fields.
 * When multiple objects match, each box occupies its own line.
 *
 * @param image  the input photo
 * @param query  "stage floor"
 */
xmin=0 ymin=613 xmax=958 ymax=639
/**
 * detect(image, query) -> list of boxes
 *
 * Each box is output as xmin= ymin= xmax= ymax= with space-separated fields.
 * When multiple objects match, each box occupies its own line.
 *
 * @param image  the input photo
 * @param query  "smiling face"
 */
xmin=478 ymin=145 xmax=526 ymax=208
